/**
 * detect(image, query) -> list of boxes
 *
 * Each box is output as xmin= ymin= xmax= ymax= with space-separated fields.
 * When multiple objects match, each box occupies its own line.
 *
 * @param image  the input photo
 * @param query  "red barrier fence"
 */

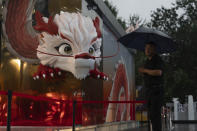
xmin=0 ymin=90 xmax=146 ymax=128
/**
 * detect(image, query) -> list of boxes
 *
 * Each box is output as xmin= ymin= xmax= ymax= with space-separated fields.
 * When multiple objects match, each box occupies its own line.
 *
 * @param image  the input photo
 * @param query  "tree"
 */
xmin=128 ymin=14 xmax=149 ymax=27
xmin=151 ymin=0 xmax=197 ymax=102
xmin=104 ymin=0 xmax=127 ymax=29
xmin=104 ymin=0 xmax=118 ymax=18
xmin=117 ymin=17 xmax=127 ymax=30
xmin=104 ymin=1 xmax=150 ymax=30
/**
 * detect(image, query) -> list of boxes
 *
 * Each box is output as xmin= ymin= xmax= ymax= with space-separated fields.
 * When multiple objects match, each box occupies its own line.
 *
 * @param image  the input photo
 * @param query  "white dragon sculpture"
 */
xmin=3 ymin=0 xmax=108 ymax=80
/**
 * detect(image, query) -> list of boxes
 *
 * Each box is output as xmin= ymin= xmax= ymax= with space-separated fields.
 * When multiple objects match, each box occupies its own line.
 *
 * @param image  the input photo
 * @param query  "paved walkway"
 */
xmin=0 ymin=124 xmax=196 ymax=131
xmin=124 ymin=124 xmax=197 ymax=131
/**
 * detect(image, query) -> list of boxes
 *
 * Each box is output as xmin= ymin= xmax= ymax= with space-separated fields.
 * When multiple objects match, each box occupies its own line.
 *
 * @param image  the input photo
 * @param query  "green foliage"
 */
xmin=104 ymin=0 xmax=127 ymax=29
xmin=103 ymin=1 xmax=150 ymax=30
xmin=128 ymin=14 xmax=149 ymax=27
xmin=104 ymin=0 xmax=118 ymax=18
xmin=151 ymin=0 xmax=197 ymax=102
xmin=117 ymin=17 xmax=127 ymax=29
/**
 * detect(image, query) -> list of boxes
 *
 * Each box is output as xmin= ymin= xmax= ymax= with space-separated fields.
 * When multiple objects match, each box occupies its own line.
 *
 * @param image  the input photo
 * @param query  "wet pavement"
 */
xmin=124 ymin=124 xmax=197 ymax=131
xmin=171 ymin=124 xmax=197 ymax=131
xmin=0 ymin=124 xmax=197 ymax=131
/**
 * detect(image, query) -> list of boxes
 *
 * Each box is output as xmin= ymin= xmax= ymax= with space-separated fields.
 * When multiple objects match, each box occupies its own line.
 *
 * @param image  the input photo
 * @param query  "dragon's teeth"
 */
xmin=103 ymin=76 xmax=106 ymax=80
xmin=97 ymin=75 xmax=100 ymax=78
xmin=43 ymin=74 xmax=46 ymax=78
xmin=36 ymin=75 xmax=39 ymax=79
xmin=50 ymin=73 xmax=54 ymax=77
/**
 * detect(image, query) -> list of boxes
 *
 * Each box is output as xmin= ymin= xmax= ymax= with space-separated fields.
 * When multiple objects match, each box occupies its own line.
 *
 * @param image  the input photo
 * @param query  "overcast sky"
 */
xmin=109 ymin=0 xmax=177 ymax=22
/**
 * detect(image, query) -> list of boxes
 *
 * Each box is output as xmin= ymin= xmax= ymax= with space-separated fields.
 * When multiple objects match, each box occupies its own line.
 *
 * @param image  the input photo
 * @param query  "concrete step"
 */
xmin=60 ymin=121 xmax=140 ymax=131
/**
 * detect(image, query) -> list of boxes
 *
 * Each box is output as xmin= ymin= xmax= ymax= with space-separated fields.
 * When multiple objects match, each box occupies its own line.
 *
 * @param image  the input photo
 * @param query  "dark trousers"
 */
xmin=148 ymin=96 xmax=162 ymax=131
xmin=146 ymin=86 xmax=163 ymax=131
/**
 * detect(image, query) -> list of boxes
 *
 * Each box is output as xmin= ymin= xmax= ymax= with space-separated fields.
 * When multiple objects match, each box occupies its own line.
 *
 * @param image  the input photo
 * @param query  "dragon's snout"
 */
xmin=75 ymin=53 xmax=95 ymax=59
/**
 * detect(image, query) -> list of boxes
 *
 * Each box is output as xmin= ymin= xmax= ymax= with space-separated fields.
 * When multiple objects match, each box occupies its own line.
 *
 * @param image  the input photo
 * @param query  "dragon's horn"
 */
xmin=93 ymin=17 xmax=102 ymax=38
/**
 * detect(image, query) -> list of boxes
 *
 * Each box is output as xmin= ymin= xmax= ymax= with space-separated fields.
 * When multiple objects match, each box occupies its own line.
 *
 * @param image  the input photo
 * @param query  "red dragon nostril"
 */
xmin=75 ymin=53 xmax=95 ymax=59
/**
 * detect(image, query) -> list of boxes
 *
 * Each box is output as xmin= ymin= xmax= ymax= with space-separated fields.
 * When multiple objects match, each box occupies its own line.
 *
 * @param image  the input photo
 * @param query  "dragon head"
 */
xmin=34 ymin=11 xmax=102 ymax=79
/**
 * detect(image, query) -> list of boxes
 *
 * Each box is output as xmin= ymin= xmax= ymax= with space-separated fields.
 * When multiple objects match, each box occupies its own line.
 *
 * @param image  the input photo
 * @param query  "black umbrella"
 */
xmin=118 ymin=26 xmax=176 ymax=53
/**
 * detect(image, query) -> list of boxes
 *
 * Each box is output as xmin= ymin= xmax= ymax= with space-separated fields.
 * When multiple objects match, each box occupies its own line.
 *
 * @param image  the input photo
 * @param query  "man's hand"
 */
xmin=138 ymin=67 xmax=146 ymax=73
xmin=138 ymin=67 xmax=162 ymax=76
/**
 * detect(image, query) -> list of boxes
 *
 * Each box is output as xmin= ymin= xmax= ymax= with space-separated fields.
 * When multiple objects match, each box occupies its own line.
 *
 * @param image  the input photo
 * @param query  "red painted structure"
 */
xmin=0 ymin=91 xmax=145 ymax=126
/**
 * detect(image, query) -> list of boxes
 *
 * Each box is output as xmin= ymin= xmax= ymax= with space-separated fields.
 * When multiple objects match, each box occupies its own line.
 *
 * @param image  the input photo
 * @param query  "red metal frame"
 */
xmin=0 ymin=91 xmax=146 ymax=126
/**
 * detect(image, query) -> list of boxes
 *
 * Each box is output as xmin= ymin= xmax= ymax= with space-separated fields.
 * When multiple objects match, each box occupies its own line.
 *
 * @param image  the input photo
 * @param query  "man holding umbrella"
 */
xmin=118 ymin=26 xmax=176 ymax=131
xmin=138 ymin=41 xmax=164 ymax=131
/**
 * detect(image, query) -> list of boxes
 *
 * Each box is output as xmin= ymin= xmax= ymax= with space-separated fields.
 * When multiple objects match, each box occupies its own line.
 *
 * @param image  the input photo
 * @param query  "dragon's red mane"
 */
xmin=34 ymin=11 xmax=58 ymax=35
xmin=34 ymin=11 xmax=102 ymax=39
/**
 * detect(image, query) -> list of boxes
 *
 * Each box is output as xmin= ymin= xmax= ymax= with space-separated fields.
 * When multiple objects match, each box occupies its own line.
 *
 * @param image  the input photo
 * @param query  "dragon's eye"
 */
xmin=55 ymin=43 xmax=72 ymax=55
xmin=92 ymin=43 xmax=99 ymax=51
xmin=89 ymin=47 xmax=95 ymax=55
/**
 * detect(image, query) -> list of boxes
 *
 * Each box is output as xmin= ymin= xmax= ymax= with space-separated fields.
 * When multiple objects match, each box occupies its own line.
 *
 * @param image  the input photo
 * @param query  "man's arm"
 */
xmin=138 ymin=67 xmax=162 ymax=76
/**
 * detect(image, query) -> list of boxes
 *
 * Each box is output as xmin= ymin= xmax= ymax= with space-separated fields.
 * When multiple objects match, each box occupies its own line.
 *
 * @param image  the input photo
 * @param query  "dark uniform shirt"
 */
xmin=144 ymin=54 xmax=164 ymax=98
xmin=144 ymin=55 xmax=164 ymax=86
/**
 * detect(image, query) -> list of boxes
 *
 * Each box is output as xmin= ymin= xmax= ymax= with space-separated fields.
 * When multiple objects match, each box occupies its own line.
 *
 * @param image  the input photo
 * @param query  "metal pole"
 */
xmin=72 ymin=100 xmax=76 ymax=131
xmin=130 ymin=103 xmax=133 ymax=120
xmin=148 ymin=109 xmax=151 ymax=131
xmin=0 ymin=17 xmax=2 ymax=65
xmin=133 ymin=103 xmax=135 ymax=120
xmin=7 ymin=90 xmax=12 ymax=131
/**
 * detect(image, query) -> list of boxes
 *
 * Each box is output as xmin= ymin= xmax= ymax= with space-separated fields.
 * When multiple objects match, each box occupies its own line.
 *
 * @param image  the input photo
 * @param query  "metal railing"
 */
xmin=0 ymin=90 xmax=146 ymax=131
